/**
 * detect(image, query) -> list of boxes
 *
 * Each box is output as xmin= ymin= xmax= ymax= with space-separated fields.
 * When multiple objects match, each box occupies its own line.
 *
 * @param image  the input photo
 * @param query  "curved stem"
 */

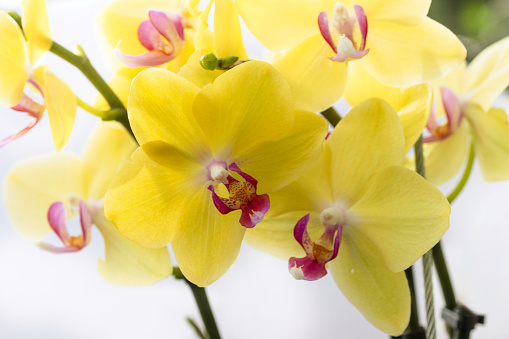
xmin=447 ymin=142 xmax=475 ymax=204
xmin=174 ymin=267 xmax=221 ymax=339
xmin=77 ymin=97 xmax=124 ymax=120
xmin=320 ymin=106 xmax=342 ymax=127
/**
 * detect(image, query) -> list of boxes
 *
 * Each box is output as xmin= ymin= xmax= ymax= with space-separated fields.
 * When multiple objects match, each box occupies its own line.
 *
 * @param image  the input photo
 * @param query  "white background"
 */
xmin=0 ymin=0 xmax=508 ymax=338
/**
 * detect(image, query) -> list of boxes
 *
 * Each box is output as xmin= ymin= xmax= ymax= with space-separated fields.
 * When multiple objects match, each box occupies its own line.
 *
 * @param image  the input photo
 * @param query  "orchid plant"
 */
xmin=2 ymin=0 xmax=508 ymax=338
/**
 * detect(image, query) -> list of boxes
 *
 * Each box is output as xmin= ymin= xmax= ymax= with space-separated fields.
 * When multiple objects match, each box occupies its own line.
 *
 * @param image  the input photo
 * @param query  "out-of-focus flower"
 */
xmin=422 ymin=36 xmax=509 ymax=185
xmin=105 ymin=61 xmax=328 ymax=287
xmin=0 ymin=0 xmax=76 ymax=150
xmin=236 ymin=0 xmax=466 ymax=112
xmin=96 ymin=0 xmax=200 ymax=72
xmin=3 ymin=122 xmax=172 ymax=285
xmin=244 ymin=99 xmax=450 ymax=335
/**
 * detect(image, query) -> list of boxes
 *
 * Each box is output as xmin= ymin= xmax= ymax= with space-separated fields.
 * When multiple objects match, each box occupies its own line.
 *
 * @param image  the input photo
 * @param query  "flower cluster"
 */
xmin=2 ymin=0 xmax=509 ymax=336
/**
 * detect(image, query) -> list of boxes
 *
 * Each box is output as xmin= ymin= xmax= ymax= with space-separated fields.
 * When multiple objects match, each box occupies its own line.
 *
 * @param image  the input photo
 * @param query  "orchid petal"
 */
xmin=115 ymin=46 xmax=177 ymax=68
xmin=138 ymin=20 xmax=166 ymax=51
xmin=356 ymin=0 xmax=430 ymax=25
xmin=0 ymin=94 xmax=44 ymax=147
xmin=214 ymin=0 xmax=248 ymax=59
xmin=22 ymin=0 xmax=52 ymax=65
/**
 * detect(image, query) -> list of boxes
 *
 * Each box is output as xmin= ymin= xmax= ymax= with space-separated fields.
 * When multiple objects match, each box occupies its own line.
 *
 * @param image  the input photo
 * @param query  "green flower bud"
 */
xmin=200 ymin=53 xmax=219 ymax=70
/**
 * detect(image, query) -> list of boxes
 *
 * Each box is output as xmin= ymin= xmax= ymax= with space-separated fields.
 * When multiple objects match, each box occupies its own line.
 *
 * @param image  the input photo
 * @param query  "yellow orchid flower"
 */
xmin=423 ymin=36 xmax=509 ymax=185
xmin=344 ymin=62 xmax=433 ymax=152
xmin=244 ymin=99 xmax=450 ymax=335
xmin=105 ymin=61 xmax=328 ymax=287
xmin=236 ymin=0 xmax=466 ymax=112
xmin=3 ymin=122 xmax=172 ymax=285
xmin=96 ymin=0 xmax=200 ymax=72
xmin=0 ymin=0 xmax=76 ymax=150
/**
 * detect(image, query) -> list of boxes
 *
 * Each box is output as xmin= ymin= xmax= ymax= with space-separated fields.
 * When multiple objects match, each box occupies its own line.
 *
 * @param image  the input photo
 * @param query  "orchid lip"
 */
xmin=288 ymin=213 xmax=343 ymax=281
xmin=38 ymin=200 xmax=92 ymax=253
xmin=317 ymin=3 xmax=369 ymax=63
xmin=208 ymin=162 xmax=270 ymax=228
xmin=424 ymin=87 xmax=463 ymax=143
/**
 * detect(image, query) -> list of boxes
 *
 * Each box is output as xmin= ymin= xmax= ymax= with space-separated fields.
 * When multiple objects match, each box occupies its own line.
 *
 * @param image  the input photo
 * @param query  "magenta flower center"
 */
xmin=424 ymin=87 xmax=463 ymax=143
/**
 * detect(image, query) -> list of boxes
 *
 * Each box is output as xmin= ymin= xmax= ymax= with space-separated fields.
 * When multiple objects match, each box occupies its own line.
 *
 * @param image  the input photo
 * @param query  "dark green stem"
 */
xmin=174 ymin=267 xmax=221 ymax=339
xmin=405 ymin=267 xmax=422 ymax=332
xmin=447 ymin=142 xmax=475 ymax=204
xmin=320 ymin=107 xmax=342 ymax=127
xmin=432 ymin=242 xmax=456 ymax=310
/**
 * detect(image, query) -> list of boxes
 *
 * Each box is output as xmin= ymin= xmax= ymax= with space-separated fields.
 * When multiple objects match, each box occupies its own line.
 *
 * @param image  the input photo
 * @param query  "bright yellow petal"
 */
xmin=177 ymin=51 xmax=223 ymax=88
xmin=330 ymin=228 xmax=410 ymax=336
xmin=0 ymin=12 xmax=29 ymax=107
xmin=193 ymin=61 xmax=294 ymax=157
xmin=104 ymin=147 xmax=204 ymax=248
xmin=163 ymin=29 xmax=196 ymax=73
xmin=22 ymin=0 xmax=52 ymax=65
xmin=430 ymin=61 xmax=466 ymax=99
xmin=33 ymin=65 xmax=77 ymax=151
xmin=328 ymin=99 xmax=405 ymax=205
xmin=273 ymin=33 xmax=347 ymax=113
xmin=465 ymin=105 xmax=509 ymax=181
xmin=424 ymin=122 xmax=469 ymax=186
xmin=233 ymin=110 xmax=328 ymax=193
xmin=363 ymin=18 xmax=466 ymax=87
xmin=93 ymin=206 xmax=173 ymax=286
xmin=213 ymin=0 xmax=247 ymax=59
xmin=344 ymin=62 xmax=432 ymax=152
xmin=194 ymin=0 xmax=214 ymax=52
xmin=3 ymin=153 xmax=83 ymax=241
xmin=235 ymin=0 xmax=331 ymax=51
xmin=350 ymin=166 xmax=450 ymax=272
xmin=245 ymin=211 xmax=324 ymax=260
xmin=172 ymin=185 xmax=245 ymax=287
xmin=127 ymin=68 xmax=210 ymax=160
xmin=464 ymin=36 xmax=509 ymax=111
xmin=357 ymin=0 xmax=430 ymax=25
xmin=81 ymin=122 xmax=137 ymax=201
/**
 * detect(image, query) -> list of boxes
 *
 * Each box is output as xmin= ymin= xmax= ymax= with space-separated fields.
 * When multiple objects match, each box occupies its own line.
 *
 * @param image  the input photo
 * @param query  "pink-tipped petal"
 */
xmin=38 ymin=242 xmax=81 ymax=253
xmin=208 ymin=185 xmax=235 ymax=214
xmin=354 ymin=5 xmax=368 ymax=51
xmin=441 ymin=87 xmax=462 ymax=133
xmin=293 ymin=214 xmax=313 ymax=252
xmin=138 ymin=20 xmax=166 ymax=51
xmin=115 ymin=46 xmax=176 ymax=67
xmin=47 ymin=201 xmax=71 ymax=244
xmin=79 ymin=200 xmax=92 ymax=246
xmin=239 ymin=193 xmax=270 ymax=228
xmin=1 ymin=94 xmax=45 ymax=147
xmin=318 ymin=11 xmax=337 ymax=53
xmin=329 ymin=225 xmax=343 ymax=261
xmin=228 ymin=162 xmax=258 ymax=187
xmin=148 ymin=10 xmax=184 ymax=45
xmin=289 ymin=256 xmax=328 ymax=281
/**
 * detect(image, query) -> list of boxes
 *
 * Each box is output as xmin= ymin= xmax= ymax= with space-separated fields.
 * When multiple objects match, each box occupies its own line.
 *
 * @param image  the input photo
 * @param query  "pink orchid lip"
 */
xmin=317 ymin=4 xmax=369 ymax=62
xmin=115 ymin=9 xmax=185 ymax=68
xmin=288 ymin=214 xmax=343 ymax=281
xmin=38 ymin=200 xmax=92 ymax=253
xmin=424 ymin=87 xmax=463 ymax=143
xmin=207 ymin=162 xmax=270 ymax=228
xmin=1 ymin=80 xmax=45 ymax=148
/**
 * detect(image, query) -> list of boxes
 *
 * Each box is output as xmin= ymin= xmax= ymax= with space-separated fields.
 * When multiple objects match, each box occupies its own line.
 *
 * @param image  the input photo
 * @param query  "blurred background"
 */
xmin=0 ymin=0 xmax=508 ymax=338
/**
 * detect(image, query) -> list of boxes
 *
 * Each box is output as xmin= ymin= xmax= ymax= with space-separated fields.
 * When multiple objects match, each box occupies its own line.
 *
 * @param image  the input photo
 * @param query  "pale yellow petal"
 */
xmin=465 ymin=105 xmax=509 ymax=181
xmin=330 ymin=228 xmax=410 ymax=336
xmin=3 ymin=154 xmax=83 ymax=241
xmin=177 ymin=51 xmax=223 ymax=88
xmin=0 ymin=12 xmax=29 ymax=107
xmin=363 ymin=18 xmax=466 ymax=87
xmin=350 ymin=166 xmax=450 ymax=272
xmin=163 ymin=29 xmax=196 ymax=73
xmin=23 ymin=0 xmax=52 ymax=65
xmin=328 ymin=99 xmax=405 ymax=205
xmin=104 ymin=147 xmax=205 ymax=248
xmin=33 ymin=65 xmax=77 ymax=151
xmin=94 ymin=207 xmax=173 ymax=286
xmin=245 ymin=211 xmax=324 ymax=260
xmin=213 ymin=0 xmax=248 ymax=59
xmin=193 ymin=61 xmax=293 ymax=157
xmin=236 ymin=0 xmax=331 ymax=51
xmin=172 ymin=185 xmax=245 ymax=287
xmin=464 ymin=36 xmax=509 ymax=111
xmin=397 ymin=84 xmax=432 ymax=152
xmin=273 ymin=33 xmax=347 ymax=113
xmin=81 ymin=122 xmax=137 ymax=201
xmin=233 ymin=110 xmax=328 ymax=193
xmin=424 ymin=122 xmax=469 ymax=186
xmin=127 ymin=68 xmax=210 ymax=160
xmin=357 ymin=0 xmax=430 ymax=25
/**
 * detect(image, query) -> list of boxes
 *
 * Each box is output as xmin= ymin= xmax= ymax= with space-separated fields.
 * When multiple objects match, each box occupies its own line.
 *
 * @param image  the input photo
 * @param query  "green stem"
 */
xmin=174 ymin=267 xmax=221 ymax=339
xmin=77 ymin=97 xmax=123 ymax=120
xmin=447 ymin=142 xmax=475 ymax=204
xmin=432 ymin=242 xmax=456 ymax=310
xmin=320 ymin=107 xmax=342 ymax=127
xmin=405 ymin=266 xmax=422 ymax=332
